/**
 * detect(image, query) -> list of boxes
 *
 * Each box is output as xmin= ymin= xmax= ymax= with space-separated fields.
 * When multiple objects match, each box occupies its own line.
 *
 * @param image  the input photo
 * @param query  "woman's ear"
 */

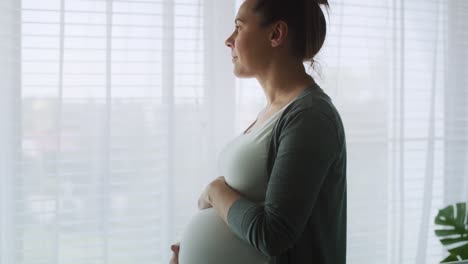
xmin=270 ymin=21 xmax=288 ymax=47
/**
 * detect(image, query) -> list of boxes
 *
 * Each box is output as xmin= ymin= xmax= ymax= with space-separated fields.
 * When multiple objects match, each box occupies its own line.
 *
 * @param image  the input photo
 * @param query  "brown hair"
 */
xmin=253 ymin=0 xmax=329 ymax=67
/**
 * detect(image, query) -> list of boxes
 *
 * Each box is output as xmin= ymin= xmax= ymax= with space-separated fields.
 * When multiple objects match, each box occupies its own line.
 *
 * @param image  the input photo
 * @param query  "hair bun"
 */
xmin=315 ymin=0 xmax=329 ymax=6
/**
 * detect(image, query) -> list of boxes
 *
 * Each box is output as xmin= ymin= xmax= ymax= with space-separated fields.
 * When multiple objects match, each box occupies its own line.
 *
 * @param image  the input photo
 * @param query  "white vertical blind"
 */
xmin=444 ymin=0 xmax=468 ymax=205
xmin=0 ymin=0 xmax=467 ymax=263
xmin=12 ymin=0 xmax=207 ymax=263
xmin=1 ymin=1 xmax=21 ymax=264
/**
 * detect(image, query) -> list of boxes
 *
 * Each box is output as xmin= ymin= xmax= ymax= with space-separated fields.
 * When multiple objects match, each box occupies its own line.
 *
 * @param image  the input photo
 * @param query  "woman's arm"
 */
xmin=201 ymin=176 xmax=242 ymax=224
xmin=225 ymin=108 xmax=343 ymax=257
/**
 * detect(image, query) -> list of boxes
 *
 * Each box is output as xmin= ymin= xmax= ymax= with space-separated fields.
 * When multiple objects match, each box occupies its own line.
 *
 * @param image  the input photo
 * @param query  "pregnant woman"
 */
xmin=170 ymin=0 xmax=347 ymax=263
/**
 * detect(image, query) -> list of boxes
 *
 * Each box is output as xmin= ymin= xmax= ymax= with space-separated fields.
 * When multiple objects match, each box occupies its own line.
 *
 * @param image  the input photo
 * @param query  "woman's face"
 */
xmin=225 ymin=0 xmax=272 ymax=78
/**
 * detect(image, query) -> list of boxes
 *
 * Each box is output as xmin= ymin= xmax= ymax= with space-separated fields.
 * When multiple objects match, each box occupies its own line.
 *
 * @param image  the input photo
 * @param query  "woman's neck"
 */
xmin=256 ymin=60 xmax=314 ymax=108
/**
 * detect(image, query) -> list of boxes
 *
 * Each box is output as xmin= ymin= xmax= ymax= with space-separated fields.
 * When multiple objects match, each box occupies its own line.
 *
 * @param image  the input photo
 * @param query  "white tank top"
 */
xmin=218 ymin=102 xmax=293 ymax=203
xmin=178 ymin=101 xmax=294 ymax=264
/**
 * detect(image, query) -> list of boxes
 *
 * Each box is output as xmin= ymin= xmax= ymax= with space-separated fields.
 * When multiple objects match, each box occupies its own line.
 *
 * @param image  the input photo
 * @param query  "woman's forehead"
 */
xmin=236 ymin=0 xmax=257 ymax=22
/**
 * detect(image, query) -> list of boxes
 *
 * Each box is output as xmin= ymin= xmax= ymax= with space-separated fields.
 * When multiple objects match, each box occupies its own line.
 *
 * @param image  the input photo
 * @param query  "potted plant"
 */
xmin=434 ymin=202 xmax=468 ymax=263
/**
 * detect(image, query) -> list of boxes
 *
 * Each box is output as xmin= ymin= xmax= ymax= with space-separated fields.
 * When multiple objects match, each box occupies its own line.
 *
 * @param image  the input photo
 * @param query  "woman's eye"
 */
xmin=235 ymin=25 xmax=240 ymax=31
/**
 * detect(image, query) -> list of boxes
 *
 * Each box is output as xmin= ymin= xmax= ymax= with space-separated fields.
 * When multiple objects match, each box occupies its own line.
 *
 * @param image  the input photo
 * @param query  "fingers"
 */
xmin=169 ymin=242 xmax=180 ymax=264
xmin=170 ymin=245 xmax=179 ymax=253
xmin=170 ymin=242 xmax=180 ymax=253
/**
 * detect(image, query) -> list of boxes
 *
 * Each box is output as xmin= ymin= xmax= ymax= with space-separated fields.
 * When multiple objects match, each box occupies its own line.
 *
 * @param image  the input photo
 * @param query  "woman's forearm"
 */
xmin=208 ymin=179 xmax=242 ymax=224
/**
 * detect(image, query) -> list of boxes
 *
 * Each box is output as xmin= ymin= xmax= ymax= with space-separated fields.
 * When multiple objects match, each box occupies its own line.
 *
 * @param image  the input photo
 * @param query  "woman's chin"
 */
xmin=233 ymin=68 xmax=254 ymax=78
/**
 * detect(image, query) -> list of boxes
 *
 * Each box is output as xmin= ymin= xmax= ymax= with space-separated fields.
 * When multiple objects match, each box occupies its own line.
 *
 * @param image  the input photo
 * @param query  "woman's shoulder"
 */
xmin=272 ymin=84 xmax=346 ymax=147
xmin=282 ymin=85 xmax=341 ymax=125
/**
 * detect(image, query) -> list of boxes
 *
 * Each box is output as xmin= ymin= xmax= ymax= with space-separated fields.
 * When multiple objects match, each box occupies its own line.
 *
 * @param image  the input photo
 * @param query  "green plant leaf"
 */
xmin=436 ymin=230 xmax=461 ymax=236
xmin=441 ymin=237 xmax=468 ymax=245
xmin=435 ymin=202 xmax=468 ymax=261
xmin=441 ymin=253 xmax=459 ymax=263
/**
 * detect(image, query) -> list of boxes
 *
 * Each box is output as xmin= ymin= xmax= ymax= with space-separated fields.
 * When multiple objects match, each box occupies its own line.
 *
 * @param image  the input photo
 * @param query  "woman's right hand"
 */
xmin=169 ymin=242 xmax=180 ymax=264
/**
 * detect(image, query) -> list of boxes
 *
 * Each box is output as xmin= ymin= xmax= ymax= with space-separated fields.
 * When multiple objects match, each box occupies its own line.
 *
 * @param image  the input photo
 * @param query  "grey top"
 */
xmin=227 ymin=82 xmax=347 ymax=264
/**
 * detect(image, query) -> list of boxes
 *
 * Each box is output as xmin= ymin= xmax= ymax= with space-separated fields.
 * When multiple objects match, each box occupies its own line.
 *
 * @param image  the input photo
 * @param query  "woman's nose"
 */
xmin=225 ymin=38 xmax=232 ymax=48
xmin=225 ymin=34 xmax=234 ymax=48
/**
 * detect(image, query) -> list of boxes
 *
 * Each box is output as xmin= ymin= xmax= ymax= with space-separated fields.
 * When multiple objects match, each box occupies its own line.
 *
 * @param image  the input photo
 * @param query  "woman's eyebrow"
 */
xmin=235 ymin=18 xmax=245 ymax=24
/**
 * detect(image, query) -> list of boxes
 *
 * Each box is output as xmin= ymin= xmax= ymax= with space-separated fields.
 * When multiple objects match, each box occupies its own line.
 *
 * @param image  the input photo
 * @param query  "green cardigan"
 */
xmin=227 ymin=83 xmax=347 ymax=264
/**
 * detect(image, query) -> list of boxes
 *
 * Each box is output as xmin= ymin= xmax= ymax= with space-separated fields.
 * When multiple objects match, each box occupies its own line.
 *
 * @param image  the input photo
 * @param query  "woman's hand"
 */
xmin=197 ymin=176 xmax=227 ymax=210
xmin=169 ymin=242 xmax=180 ymax=264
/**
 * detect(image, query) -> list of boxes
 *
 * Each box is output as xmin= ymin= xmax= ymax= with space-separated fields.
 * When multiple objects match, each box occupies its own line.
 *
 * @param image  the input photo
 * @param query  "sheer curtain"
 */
xmin=0 ymin=0 xmax=467 ymax=264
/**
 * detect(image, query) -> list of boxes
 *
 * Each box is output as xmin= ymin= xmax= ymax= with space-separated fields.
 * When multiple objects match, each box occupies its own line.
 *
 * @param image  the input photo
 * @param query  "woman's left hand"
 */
xmin=198 ymin=176 xmax=227 ymax=210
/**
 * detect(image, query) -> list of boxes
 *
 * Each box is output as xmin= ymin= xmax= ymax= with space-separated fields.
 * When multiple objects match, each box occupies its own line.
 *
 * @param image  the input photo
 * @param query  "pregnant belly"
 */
xmin=179 ymin=208 xmax=269 ymax=264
